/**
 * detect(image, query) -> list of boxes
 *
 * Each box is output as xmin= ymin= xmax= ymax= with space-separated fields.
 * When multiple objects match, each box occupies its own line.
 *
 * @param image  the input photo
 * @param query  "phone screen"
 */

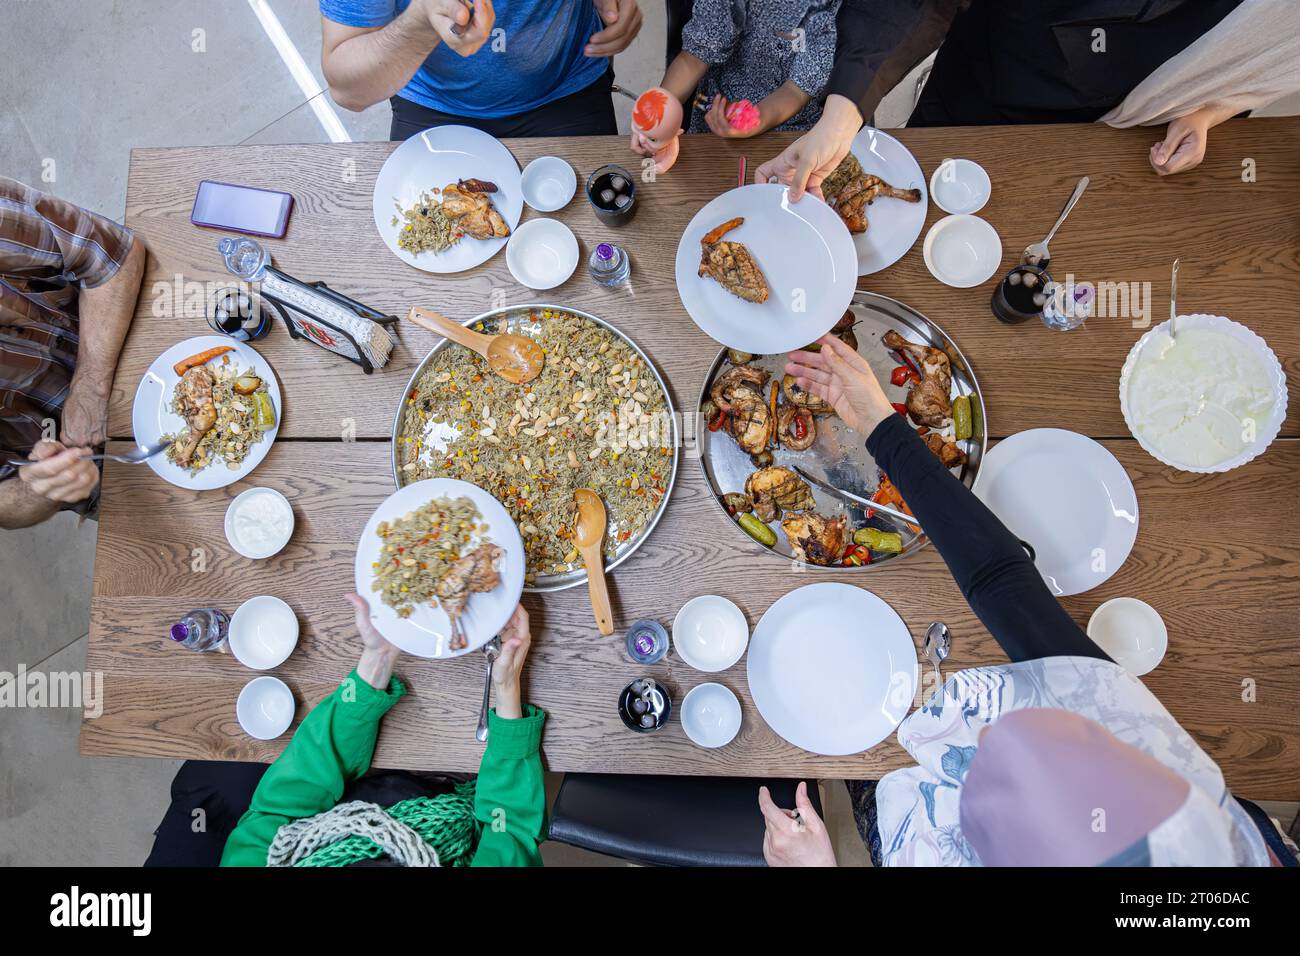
xmin=192 ymin=181 xmax=293 ymax=238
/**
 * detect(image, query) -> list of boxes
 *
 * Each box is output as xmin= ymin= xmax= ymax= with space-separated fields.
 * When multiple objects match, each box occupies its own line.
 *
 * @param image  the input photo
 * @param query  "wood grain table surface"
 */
xmin=84 ymin=120 xmax=1300 ymax=797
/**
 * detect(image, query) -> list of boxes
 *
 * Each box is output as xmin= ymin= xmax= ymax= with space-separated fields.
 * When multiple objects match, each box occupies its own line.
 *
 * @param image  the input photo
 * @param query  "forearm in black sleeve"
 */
xmin=865 ymin=414 xmax=1109 ymax=664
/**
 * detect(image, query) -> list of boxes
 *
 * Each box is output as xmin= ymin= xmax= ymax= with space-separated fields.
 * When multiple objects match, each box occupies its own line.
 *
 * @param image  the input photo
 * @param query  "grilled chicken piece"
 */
xmin=831 ymin=174 xmax=923 ymax=235
xmin=698 ymin=217 xmax=769 ymax=303
xmin=436 ymin=543 xmax=504 ymax=650
xmin=781 ymin=512 xmax=848 ymax=566
xmin=173 ymin=365 xmax=217 ymax=467
xmin=781 ymin=373 xmax=834 ymax=415
xmin=729 ymin=393 xmax=772 ymax=456
xmin=923 ymin=431 xmax=968 ymax=469
xmin=441 ymin=183 xmax=510 ymax=240
xmin=882 ymin=330 xmax=953 ymax=428
xmin=776 ymin=404 xmax=816 ymax=451
xmin=457 ymin=178 xmax=498 ymax=193
xmin=710 ymin=365 xmax=768 ymax=414
xmin=745 ymin=466 xmax=816 ymax=523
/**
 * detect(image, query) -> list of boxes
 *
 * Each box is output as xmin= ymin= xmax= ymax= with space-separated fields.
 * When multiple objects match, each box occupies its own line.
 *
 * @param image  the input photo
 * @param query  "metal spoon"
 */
xmin=1169 ymin=257 xmax=1181 ymax=339
xmin=1023 ymin=176 xmax=1089 ymax=266
xmin=475 ymin=637 xmax=501 ymax=742
xmin=4 ymin=438 xmax=173 ymax=469
xmin=923 ymin=622 xmax=951 ymax=707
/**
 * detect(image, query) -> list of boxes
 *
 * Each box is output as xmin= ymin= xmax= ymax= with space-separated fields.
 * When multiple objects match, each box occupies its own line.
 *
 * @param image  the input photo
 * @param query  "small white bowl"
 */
xmin=521 ymin=156 xmax=577 ymax=212
xmin=228 ymin=595 xmax=299 ymax=670
xmin=681 ymin=682 xmax=742 ymax=748
xmin=236 ymin=675 xmax=296 ymax=740
xmin=506 ymin=218 xmax=579 ymax=290
xmin=1087 ymin=597 xmax=1168 ymax=677
xmin=930 ymin=158 xmax=991 ymax=214
xmin=672 ymin=595 xmax=749 ymax=672
xmin=923 ymin=214 xmax=1003 ymax=288
xmin=224 ymin=487 xmax=294 ymax=560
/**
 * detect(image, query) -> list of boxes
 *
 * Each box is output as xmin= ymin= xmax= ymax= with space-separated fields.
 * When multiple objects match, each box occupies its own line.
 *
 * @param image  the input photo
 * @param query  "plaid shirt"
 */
xmin=0 ymin=176 xmax=134 ymax=483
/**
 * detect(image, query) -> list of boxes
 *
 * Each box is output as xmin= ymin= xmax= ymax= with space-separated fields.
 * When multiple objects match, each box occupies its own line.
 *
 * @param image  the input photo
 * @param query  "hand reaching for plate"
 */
xmin=491 ymin=604 xmax=532 ymax=719
xmin=758 ymin=782 xmax=837 ymax=867
xmin=348 ymin=594 xmax=401 ymax=690
xmin=785 ymin=333 xmax=895 ymax=436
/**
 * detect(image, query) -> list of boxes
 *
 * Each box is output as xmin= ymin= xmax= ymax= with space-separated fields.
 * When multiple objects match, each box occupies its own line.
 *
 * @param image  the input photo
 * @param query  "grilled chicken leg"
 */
xmin=436 ymin=543 xmax=504 ymax=650
xmin=173 ymin=365 xmax=217 ymax=467
xmin=832 ymin=175 xmax=923 ymax=235
xmin=698 ymin=217 xmax=769 ymax=303
xmin=882 ymin=329 xmax=953 ymax=428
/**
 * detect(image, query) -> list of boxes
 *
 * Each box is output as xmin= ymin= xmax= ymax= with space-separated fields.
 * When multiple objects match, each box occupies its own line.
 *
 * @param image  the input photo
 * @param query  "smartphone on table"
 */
xmin=191 ymin=180 xmax=293 ymax=238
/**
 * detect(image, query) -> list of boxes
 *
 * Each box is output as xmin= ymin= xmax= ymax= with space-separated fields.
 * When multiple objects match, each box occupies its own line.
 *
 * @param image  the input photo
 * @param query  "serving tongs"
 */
xmin=793 ymin=466 xmax=921 ymax=534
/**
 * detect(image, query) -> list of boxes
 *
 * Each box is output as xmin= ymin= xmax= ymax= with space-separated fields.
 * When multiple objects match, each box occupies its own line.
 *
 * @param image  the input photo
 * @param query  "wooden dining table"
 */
xmin=82 ymin=120 xmax=1300 ymax=798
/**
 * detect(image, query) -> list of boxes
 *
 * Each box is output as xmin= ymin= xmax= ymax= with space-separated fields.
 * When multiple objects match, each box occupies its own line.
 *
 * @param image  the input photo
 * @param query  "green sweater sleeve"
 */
xmin=220 ymin=669 xmax=404 ymax=867
xmin=470 ymin=705 xmax=547 ymax=867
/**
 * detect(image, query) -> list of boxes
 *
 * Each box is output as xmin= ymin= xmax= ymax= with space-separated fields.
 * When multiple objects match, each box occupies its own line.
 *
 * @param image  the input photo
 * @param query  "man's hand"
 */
xmin=759 ymin=782 xmax=837 ymax=867
xmin=18 ymin=440 xmax=98 ymax=504
xmin=1149 ymin=106 xmax=1224 ymax=176
xmin=586 ymin=0 xmax=642 ymax=58
xmin=754 ymin=94 xmax=862 ymax=201
xmin=60 ymin=381 xmax=109 ymax=449
xmin=347 ymin=594 xmax=401 ymax=690
xmin=491 ymin=604 xmax=533 ymax=719
xmin=785 ymin=333 xmax=895 ymax=436
xmin=421 ymin=0 xmax=494 ymax=57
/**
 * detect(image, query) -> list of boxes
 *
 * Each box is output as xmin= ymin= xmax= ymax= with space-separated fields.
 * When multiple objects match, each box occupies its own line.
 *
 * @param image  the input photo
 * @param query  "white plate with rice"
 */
xmin=354 ymin=478 xmax=525 ymax=659
xmin=373 ymin=124 xmax=524 ymax=275
xmin=132 ymin=335 xmax=281 ymax=491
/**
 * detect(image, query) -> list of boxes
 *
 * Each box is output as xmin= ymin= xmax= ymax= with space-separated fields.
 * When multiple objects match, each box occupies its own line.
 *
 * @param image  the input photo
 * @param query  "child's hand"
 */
xmin=705 ymin=95 xmax=760 ymax=139
xmin=629 ymin=128 xmax=659 ymax=156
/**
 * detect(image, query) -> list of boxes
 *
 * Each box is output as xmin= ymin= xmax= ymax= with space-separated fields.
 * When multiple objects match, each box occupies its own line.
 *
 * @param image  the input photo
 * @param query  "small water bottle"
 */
xmin=219 ymin=236 xmax=270 ymax=281
xmin=588 ymin=242 xmax=631 ymax=286
xmin=171 ymin=608 xmax=230 ymax=652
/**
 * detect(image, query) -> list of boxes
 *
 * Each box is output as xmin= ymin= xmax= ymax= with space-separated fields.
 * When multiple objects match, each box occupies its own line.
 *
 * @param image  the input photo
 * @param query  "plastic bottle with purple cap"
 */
xmin=171 ymin=608 xmax=230 ymax=652
xmin=588 ymin=242 xmax=631 ymax=287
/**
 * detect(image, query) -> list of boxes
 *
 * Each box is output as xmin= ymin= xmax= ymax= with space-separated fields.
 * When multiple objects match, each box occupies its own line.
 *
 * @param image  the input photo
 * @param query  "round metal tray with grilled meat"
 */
xmin=696 ymin=291 xmax=986 ymax=568
xmin=392 ymin=304 xmax=679 ymax=592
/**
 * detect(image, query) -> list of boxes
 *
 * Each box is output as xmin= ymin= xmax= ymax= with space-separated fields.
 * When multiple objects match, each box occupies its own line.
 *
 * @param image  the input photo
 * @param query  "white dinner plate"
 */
xmin=974 ymin=429 xmax=1139 ymax=596
xmin=674 ymin=183 xmax=857 ymax=354
xmin=132 ymin=335 xmax=281 ymax=491
xmin=746 ymin=582 xmax=917 ymax=756
xmin=843 ymin=127 xmax=929 ymax=276
xmin=372 ymin=125 xmax=523 ymax=274
xmin=353 ymin=478 xmax=525 ymax=659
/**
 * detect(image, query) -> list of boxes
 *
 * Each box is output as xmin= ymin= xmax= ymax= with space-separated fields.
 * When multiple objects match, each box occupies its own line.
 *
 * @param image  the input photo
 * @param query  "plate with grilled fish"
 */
xmin=373 ymin=124 xmax=523 ymax=274
xmin=821 ymin=127 xmax=928 ymax=276
xmin=354 ymin=478 xmax=525 ymax=659
xmin=697 ymin=291 xmax=986 ymax=569
xmin=132 ymin=336 xmax=281 ymax=491
xmin=674 ymin=183 xmax=857 ymax=354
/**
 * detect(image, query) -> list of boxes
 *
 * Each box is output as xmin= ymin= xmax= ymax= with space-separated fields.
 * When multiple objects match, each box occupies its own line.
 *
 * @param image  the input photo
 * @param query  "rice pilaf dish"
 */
xmin=393 ymin=189 xmax=462 ymax=255
xmin=396 ymin=309 xmax=673 ymax=584
xmin=371 ymin=495 xmax=486 ymax=617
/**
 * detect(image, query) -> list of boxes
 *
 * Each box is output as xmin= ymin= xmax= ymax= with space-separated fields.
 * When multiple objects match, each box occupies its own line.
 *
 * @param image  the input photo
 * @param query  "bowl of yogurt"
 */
xmin=1120 ymin=314 xmax=1287 ymax=473
xmin=225 ymin=487 xmax=295 ymax=559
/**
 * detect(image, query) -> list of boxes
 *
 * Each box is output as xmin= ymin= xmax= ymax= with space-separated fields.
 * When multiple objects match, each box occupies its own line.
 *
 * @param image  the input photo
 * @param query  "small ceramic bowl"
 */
xmin=618 ymin=677 xmax=672 ymax=733
xmin=228 ymin=595 xmax=299 ymax=670
xmin=505 ymin=218 xmax=579 ymax=290
xmin=681 ymin=682 xmax=742 ymax=748
xmin=521 ymin=156 xmax=577 ymax=212
xmin=672 ymin=595 xmax=749 ymax=672
xmin=236 ymin=675 xmax=295 ymax=740
xmin=1087 ymin=597 xmax=1168 ymax=676
xmin=923 ymin=214 xmax=1003 ymax=288
xmin=224 ymin=487 xmax=294 ymax=560
xmin=929 ymin=158 xmax=991 ymax=214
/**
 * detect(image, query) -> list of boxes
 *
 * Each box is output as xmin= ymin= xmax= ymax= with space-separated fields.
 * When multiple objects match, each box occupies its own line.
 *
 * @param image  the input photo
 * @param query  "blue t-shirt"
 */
xmin=321 ymin=0 xmax=608 ymax=118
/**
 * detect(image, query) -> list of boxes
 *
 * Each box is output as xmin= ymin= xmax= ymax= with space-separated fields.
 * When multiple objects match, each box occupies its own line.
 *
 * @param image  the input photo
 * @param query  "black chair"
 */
xmin=548 ymin=773 xmax=822 ymax=867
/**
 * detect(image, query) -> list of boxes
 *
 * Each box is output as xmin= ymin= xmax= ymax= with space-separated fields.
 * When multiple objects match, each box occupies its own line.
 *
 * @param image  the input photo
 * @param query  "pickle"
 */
xmin=852 ymin=528 xmax=904 ymax=553
xmin=952 ymin=394 xmax=973 ymax=441
xmin=254 ymin=391 xmax=277 ymax=431
xmin=737 ymin=513 xmax=777 ymax=547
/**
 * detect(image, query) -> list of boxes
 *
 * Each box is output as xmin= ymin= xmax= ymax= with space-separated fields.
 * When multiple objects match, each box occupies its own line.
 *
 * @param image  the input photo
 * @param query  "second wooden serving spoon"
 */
xmin=572 ymin=488 xmax=614 ymax=636
xmin=407 ymin=306 xmax=544 ymax=385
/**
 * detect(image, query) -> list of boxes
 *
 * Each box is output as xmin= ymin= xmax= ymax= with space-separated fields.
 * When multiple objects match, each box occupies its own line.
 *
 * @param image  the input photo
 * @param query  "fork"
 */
xmin=4 ymin=439 xmax=173 ymax=468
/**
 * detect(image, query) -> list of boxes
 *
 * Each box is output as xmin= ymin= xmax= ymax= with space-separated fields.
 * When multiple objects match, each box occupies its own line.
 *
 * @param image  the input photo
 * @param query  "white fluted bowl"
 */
xmin=1119 ymin=314 xmax=1287 ymax=473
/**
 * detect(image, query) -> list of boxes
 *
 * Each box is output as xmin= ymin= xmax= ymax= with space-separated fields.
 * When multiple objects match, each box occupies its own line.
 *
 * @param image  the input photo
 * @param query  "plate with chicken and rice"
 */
xmin=132 ymin=335 xmax=281 ymax=491
xmin=697 ymin=291 xmax=986 ymax=569
xmin=372 ymin=124 xmax=524 ymax=274
xmin=354 ymin=478 xmax=525 ymax=659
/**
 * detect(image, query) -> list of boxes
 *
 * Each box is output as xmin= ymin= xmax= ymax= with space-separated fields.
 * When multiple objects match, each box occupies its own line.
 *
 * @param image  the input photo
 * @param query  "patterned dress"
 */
xmin=681 ymin=0 xmax=841 ymax=132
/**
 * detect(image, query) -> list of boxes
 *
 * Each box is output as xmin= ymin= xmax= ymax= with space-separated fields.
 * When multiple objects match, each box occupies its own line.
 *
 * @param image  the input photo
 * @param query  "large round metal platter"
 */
xmin=392 ymin=304 xmax=679 ymax=592
xmin=696 ymin=291 xmax=986 ymax=567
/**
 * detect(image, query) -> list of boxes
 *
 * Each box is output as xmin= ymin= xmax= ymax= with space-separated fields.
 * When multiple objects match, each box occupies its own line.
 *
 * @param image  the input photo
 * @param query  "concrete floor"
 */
xmin=1 ymin=1 xmax=1294 ymax=868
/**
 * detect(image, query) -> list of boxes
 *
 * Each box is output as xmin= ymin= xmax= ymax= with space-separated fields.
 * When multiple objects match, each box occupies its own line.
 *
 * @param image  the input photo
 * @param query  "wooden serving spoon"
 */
xmin=407 ymin=306 xmax=544 ymax=385
xmin=572 ymin=488 xmax=614 ymax=636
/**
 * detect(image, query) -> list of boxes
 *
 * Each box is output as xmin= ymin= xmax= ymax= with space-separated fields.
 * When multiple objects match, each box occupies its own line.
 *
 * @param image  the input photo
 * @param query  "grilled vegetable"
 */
xmin=254 ymin=392 xmax=276 ymax=431
xmin=952 ymin=394 xmax=973 ymax=441
xmin=726 ymin=349 xmax=754 ymax=366
xmin=173 ymin=345 xmax=233 ymax=377
xmin=722 ymin=492 xmax=753 ymax=515
xmin=853 ymin=527 xmax=904 ymax=553
xmin=233 ymin=374 xmax=262 ymax=395
xmin=738 ymin=513 xmax=777 ymax=547
xmin=890 ymin=365 xmax=919 ymax=387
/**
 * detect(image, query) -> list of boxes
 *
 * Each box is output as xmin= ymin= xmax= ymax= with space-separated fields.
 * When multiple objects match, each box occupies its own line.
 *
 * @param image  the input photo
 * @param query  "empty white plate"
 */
xmin=923 ymin=214 xmax=1002 ymax=288
xmin=236 ymin=675 xmax=295 ymax=740
xmin=974 ymin=429 xmax=1139 ymax=596
xmin=521 ymin=156 xmax=576 ymax=212
xmin=929 ymin=158 xmax=991 ymax=214
xmin=506 ymin=218 xmax=579 ymax=290
xmin=228 ymin=595 xmax=299 ymax=670
xmin=672 ymin=595 xmax=749 ymax=672
xmin=747 ymin=582 xmax=917 ymax=756
xmin=681 ymin=683 xmax=742 ymax=748
xmin=1088 ymin=597 xmax=1168 ymax=676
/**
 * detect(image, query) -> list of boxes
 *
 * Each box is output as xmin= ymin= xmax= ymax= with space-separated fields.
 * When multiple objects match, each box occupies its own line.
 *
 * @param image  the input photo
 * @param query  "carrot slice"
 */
xmin=173 ymin=346 xmax=234 ymax=376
